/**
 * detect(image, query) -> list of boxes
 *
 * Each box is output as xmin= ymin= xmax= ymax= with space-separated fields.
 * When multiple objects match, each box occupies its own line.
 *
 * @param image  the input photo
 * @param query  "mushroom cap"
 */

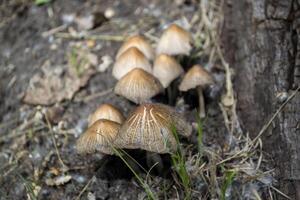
xmin=88 ymin=103 xmax=125 ymax=126
xmin=153 ymin=54 xmax=184 ymax=88
xmin=156 ymin=24 xmax=192 ymax=56
xmin=114 ymin=103 xmax=192 ymax=154
xmin=116 ymin=35 xmax=154 ymax=60
xmin=179 ymin=65 xmax=214 ymax=91
xmin=114 ymin=68 xmax=163 ymax=104
xmin=112 ymin=47 xmax=152 ymax=80
xmin=76 ymin=119 xmax=120 ymax=155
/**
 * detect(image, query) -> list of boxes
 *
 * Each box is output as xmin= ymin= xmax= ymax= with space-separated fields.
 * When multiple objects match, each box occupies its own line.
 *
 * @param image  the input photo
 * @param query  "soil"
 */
xmin=0 ymin=0 xmax=228 ymax=199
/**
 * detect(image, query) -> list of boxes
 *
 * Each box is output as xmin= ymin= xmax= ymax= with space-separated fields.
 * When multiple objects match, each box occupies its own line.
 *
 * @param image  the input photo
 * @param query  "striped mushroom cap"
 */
xmin=114 ymin=103 xmax=192 ymax=154
xmin=116 ymin=35 xmax=154 ymax=60
xmin=112 ymin=47 xmax=152 ymax=80
xmin=153 ymin=54 xmax=184 ymax=88
xmin=114 ymin=68 xmax=163 ymax=104
xmin=88 ymin=103 xmax=125 ymax=126
xmin=156 ymin=24 xmax=192 ymax=56
xmin=76 ymin=119 xmax=120 ymax=155
xmin=179 ymin=65 xmax=214 ymax=91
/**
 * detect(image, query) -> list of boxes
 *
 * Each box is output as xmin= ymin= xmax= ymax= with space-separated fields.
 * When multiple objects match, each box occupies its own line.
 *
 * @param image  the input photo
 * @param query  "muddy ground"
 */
xmin=0 ymin=0 xmax=271 ymax=200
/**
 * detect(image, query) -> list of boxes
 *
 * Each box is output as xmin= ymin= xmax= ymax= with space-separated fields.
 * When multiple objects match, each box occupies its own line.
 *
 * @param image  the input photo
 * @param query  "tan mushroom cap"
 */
xmin=76 ymin=119 xmax=120 ymax=155
xmin=112 ymin=47 xmax=152 ymax=80
xmin=114 ymin=68 xmax=163 ymax=104
xmin=153 ymin=54 xmax=184 ymax=88
xmin=156 ymin=24 xmax=192 ymax=56
xmin=88 ymin=103 xmax=125 ymax=126
xmin=116 ymin=35 xmax=154 ymax=60
xmin=179 ymin=65 xmax=214 ymax=91
xmin=114 ymin=103 xmax=192 ymax=154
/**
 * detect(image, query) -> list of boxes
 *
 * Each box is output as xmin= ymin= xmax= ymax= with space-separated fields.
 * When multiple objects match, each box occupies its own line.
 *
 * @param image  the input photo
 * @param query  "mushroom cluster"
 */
xmin=76 ymin=23 xmax=214 ymax=157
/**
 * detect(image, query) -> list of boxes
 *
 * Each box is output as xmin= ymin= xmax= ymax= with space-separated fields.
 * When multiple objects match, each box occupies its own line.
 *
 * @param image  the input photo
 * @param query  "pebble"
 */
xmin=104 ymin=8 xmax=115 ymax=19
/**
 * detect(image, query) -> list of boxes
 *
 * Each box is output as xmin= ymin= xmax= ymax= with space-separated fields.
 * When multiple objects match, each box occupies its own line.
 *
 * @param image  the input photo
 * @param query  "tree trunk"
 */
xmin=222 ymin=0 xmax=300 ymax=199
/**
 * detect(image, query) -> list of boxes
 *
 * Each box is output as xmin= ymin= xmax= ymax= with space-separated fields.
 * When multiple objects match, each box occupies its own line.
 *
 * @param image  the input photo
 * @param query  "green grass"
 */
xmin=68 ymin=47 xmax=89 ymax=77
xmin=34 ymin=0 xmax=51 ymax=6
xmin=112 ymin=147 xmax=157 ymax=200
xmin=18 ymin=174 xmax=38 ymax=200
xmin=170 ymin=125 xmax=191 ymax=200
xmin=220 ymin=170 xmax=236 ymax=200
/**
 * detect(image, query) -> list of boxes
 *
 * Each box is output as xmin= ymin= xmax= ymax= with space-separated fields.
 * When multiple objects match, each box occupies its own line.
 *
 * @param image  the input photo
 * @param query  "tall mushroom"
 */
xmin=114 ymin=68 xmax=163 ymax=104
xmin=179 ymin=65 xmax=214 ymax=118
xmin=153 ymin=54 xmax=184 ymax=88
xmin=153 ymin=54 xmax=184 ymax=104
xmin=112 ymin=47 xmax=152 ymax=80
xmin=76 ymin=119 xmax=120 ymax=155
xmin=156 ymin=24 xmax=192 ymax=56
xmin=114 ymin=103 xmax=192 ymax=154
xmin=116 ymin=35 xmax=154 ymax=60
xmin=88 ymin=103 xmax=125 ymax=126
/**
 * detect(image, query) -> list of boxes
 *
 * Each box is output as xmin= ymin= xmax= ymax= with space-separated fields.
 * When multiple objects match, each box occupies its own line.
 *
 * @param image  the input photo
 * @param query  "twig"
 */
xmin=269 ymin=185 xmax=291 ymax=200
xmin=55 ymin=32 xmax=124 ymax=42
xmin=250 ymin=86 xmax=300 ymax=147
xmin=252 ymin=188 xmax=262 ymax=200
xmin=216 ymin=149 xmax=245 ymax=165
xmin=42 ymin=24 xmax=68 ymax=37
xmin=75 ymin=176 xmax=95 ymax=200
xmin=0 ymin=125 xmax=45 ymax=143
xmin=81 ymin=87 xmax=113 ymax=102
xmin=45 ymin=114 xmax=68 ymax=171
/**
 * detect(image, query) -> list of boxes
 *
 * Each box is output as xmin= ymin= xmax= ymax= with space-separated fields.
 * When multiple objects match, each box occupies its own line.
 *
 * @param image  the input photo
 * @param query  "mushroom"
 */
xmin=76 ymin=119 xmax=120 ymax=155
xmin=179 ymin=65 xmax=214 ymax=118
xmin=153 ymin=54 xmax=184 ymax=88
xmin=88 ymin=103 xmax=125 ymax=126
xmin=114 ymin=68 xmax=163 ymax=104
xmin=112 ymin=47 xmax=152 ymax=80
xmin=116 ymin=35 xmax=154 ymax=60
xmin=114 ymin=103 xmax=192 ymax=154
xmin=156 ymin=24 xmax=192 ymax=56
xmin=153 ymin=54 xmax=184 ymax=104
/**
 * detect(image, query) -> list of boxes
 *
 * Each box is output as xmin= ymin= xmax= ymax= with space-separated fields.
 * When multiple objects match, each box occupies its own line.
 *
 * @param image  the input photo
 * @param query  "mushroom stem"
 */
xmin=167 ymin=86 xmax=172 ymax=105
xmin=146 ymin=152 xmax=163 ymax=173
xmin=197 ymin=86 xmax=206 ymax=118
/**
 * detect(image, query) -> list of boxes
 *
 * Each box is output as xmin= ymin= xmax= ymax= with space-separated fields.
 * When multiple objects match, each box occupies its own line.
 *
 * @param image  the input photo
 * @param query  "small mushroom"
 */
xmin=179 ymin=65 xmax=214 ymax=118
xmin=116 ymin=35 xmax=154 ymax=60
xmin=114 ymin=68 xmax=163 ymax=104
xmin=88 ymin=103 xmax=125 ymax=126
xmin=156 ymin=24 xmax=192 ymax=56
xmin=76 ymin=119 xmax=120 ymax=155
xmin=153 ymin=54 xmax=184 ymax=88
xmin=112 ymin=47 xmax=152 ymax=80
xmin=114 ymin=103 xmax=192 ymax=154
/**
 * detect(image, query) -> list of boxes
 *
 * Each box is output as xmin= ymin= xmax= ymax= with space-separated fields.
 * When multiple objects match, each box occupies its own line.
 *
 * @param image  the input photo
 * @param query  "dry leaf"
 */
xmin=23 ymin=55 xmax=96 ymax=105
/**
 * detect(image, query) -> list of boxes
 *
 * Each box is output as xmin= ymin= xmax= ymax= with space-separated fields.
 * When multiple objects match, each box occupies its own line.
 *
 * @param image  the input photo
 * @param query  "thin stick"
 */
xmin=45 ymin=114 xmax=68 ymax=170
xmin=42 ymin=24 xmax=67 ymax=37
xmin=251 ymin=86 xmax=300 ymax=147
xmin=75 ymin=176 xmax=95 ymax=200
xmin=269 ymin=185 xmax=291 ymax=200
xmin=82 ymin=88 xmax=113 ymax=102
xmin=55 ymin=32 xmax=124 ymax=42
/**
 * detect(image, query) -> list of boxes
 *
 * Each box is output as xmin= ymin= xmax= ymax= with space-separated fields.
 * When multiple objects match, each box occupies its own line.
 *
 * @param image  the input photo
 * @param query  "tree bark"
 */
xmin=222 ymin=0 xmax=300 ymax=199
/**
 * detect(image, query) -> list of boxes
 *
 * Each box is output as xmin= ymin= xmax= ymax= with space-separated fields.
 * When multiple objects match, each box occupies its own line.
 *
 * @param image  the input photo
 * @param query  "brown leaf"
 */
xmin=23 ymin=59 xmax=96 ymax=105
